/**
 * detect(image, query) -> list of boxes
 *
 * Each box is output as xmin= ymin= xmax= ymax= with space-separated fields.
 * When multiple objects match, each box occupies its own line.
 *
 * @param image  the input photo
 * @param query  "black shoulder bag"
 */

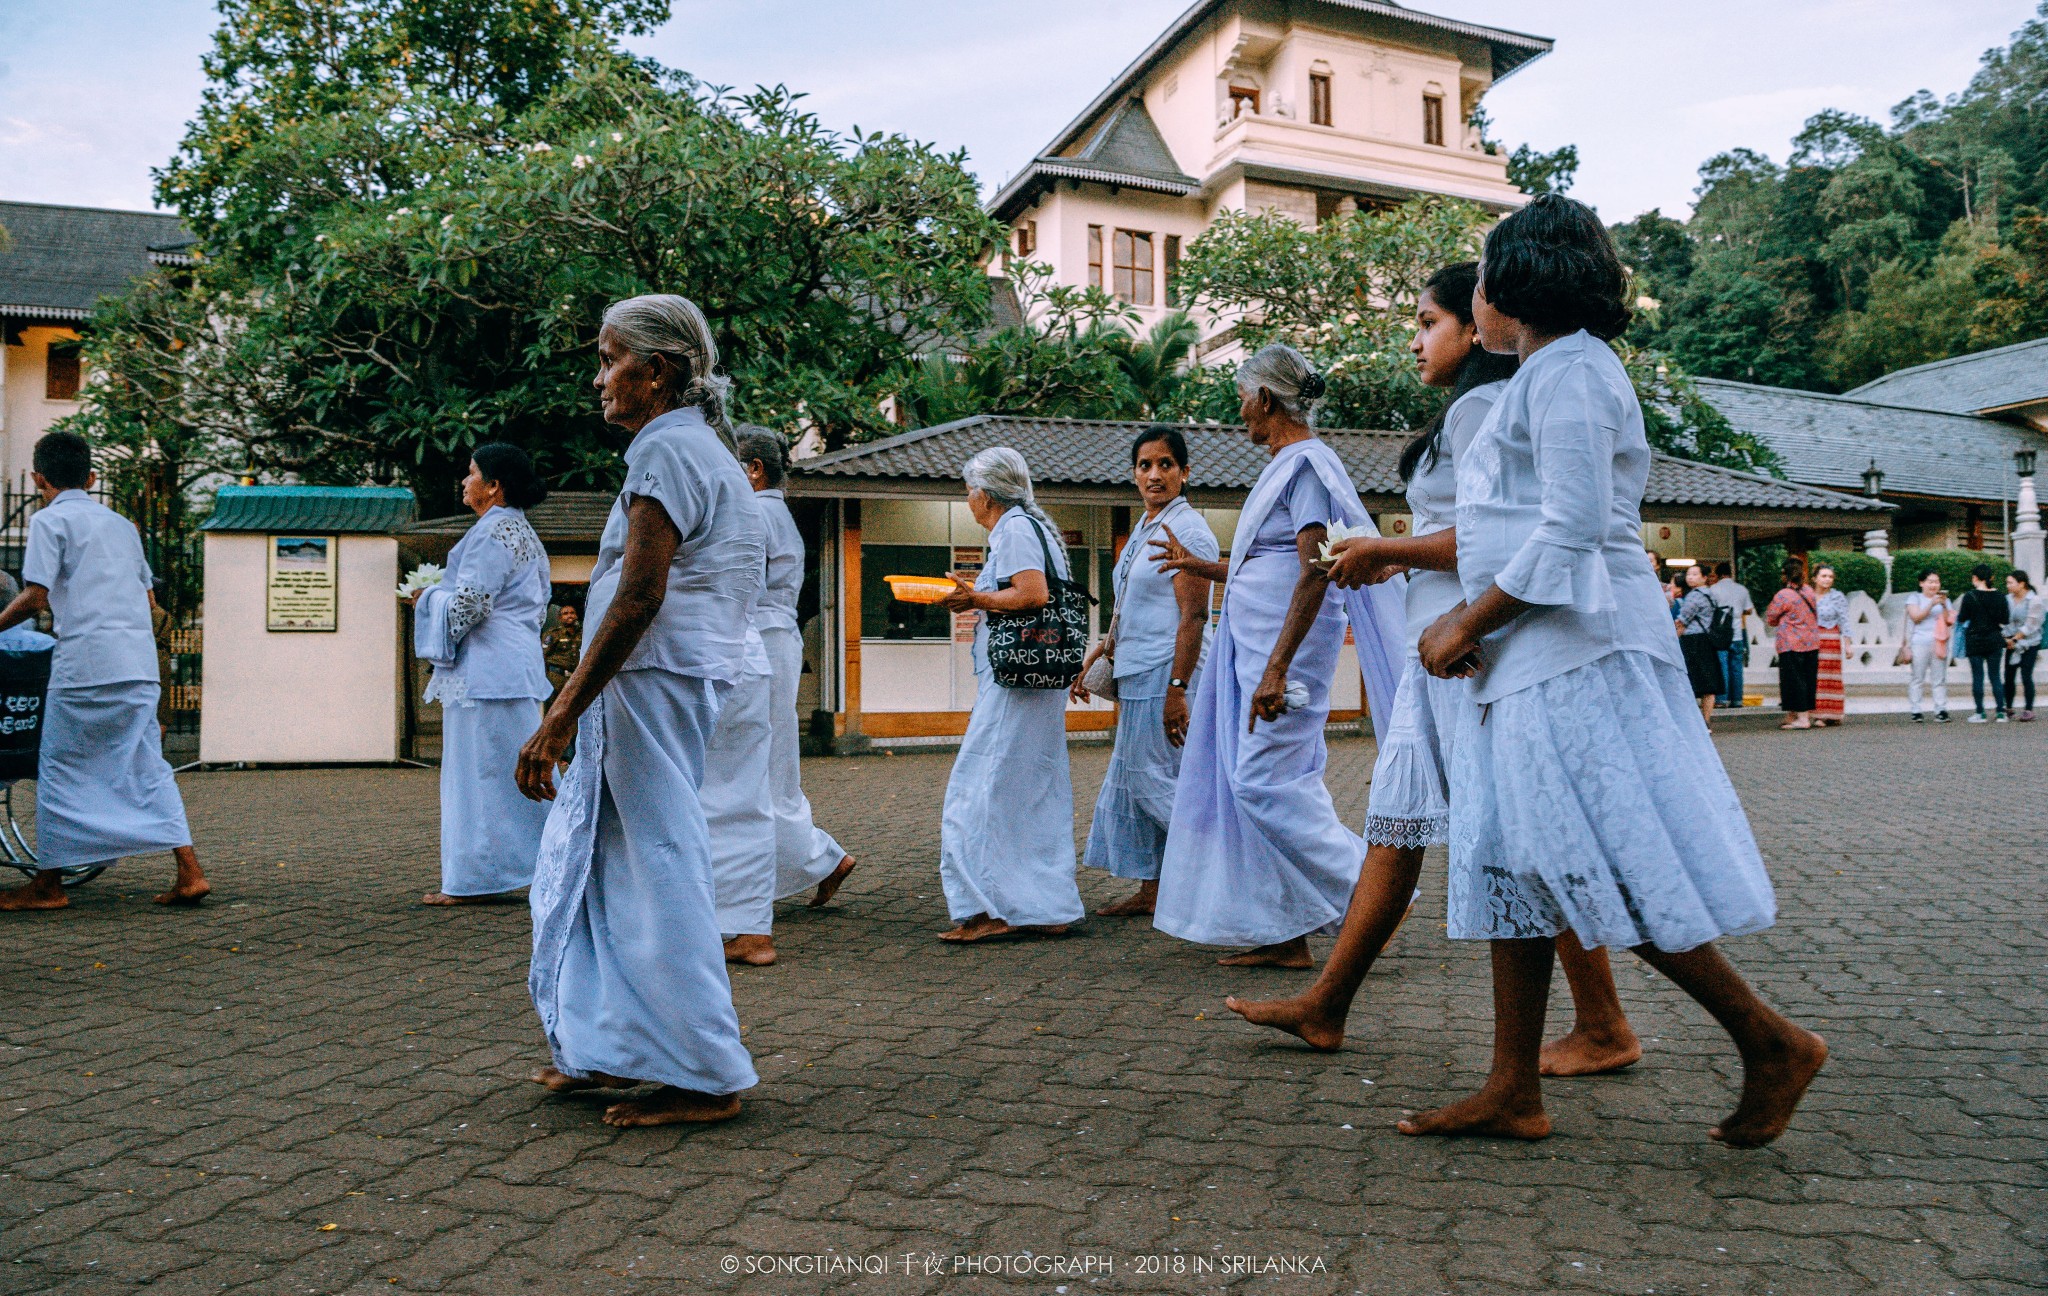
xmin=984 ymin=517 xmax=1093 ymax=690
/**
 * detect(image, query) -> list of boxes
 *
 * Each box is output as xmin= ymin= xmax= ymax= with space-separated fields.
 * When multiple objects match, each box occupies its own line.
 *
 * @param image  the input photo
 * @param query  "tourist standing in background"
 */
xmin=0 ymin=432 xmax=209 ymax=912
xmin=935 ymin=447 xmax=1085 ymax=944
xmin=2004 ymin=570 xmax=2042 ymax=721
xmin=1811 ymin=565 xmax=1847 ymax=727
xmin=1675 ymin=563 xmax=1724 ymax=728
xmin=1765 ymin=560 xmax=1820 ymax=731
xmin=519 ymin=294 xmax=763 ymax=1128
xmin=1073 ymin=427 xmax=1217 ymax=918
xmin=1904 ymin=570 xmax=1953 ymax=723
xmin=1706 ymin=561 xmax=1752 ymax=709
xmin=541 ymin=601 xmax=581 ymax=703
xmin=413 ymin=444 xmax=553 ymax=905
xmin=1956 ymin=564 xmax=2010 ymax=722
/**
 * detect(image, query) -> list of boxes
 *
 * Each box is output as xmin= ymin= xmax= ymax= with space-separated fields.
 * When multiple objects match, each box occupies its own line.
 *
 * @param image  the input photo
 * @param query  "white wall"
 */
xmin=1 ymin=326 xmax=83 ymax=487
xmin=200 ymin=533 xmax=402 ymax=763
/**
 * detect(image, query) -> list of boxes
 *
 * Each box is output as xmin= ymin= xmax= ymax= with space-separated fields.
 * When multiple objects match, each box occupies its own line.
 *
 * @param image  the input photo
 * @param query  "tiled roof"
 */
xmin=1697 ymin=378 xmax=2048 ymax=503
xmin=990 ymin=0 xmax=1551 ymax=220
xmin=202 ymin=486 xmax=418 ymax=534
xmin=1844 ymin=337 xmax=2048 ymax=416
xmin=411 ymin=492 xmax=615 ymax=543
xmin=789 ymin=415 xmax=1887 ymax=518
xmin=0 ymin=201 xmax=193 ymax=322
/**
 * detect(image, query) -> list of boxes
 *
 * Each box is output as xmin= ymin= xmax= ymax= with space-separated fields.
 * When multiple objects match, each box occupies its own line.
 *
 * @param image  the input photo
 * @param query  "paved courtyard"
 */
xmin=2 ymin=718 xmax=2043 ymax=1295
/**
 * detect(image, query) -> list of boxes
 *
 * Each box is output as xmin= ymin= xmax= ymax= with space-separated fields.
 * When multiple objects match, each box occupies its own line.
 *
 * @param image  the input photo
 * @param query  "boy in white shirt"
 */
xmin=0 ymin=432 xmax=208 ymax=911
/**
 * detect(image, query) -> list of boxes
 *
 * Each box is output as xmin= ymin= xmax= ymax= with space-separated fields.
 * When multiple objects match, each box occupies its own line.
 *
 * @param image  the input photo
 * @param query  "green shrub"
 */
xmin=1890 ymin=549 xmax=2012 ymax=595
xmin=1806 ymin=550 xmax=1886 ymax=599
xmin=1737 ymin=543 xmax=1786 ymax=615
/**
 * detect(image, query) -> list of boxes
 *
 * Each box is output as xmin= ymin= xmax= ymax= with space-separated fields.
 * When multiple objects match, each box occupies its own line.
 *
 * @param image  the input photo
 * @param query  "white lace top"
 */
xmin=417 ymin=505 xmax=550 ymax=705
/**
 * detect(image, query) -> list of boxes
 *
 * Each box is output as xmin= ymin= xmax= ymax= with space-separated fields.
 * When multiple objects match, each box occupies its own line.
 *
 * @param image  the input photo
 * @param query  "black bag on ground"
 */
xmin=984 ymin=517 xmax=1092 ymax=690
xmin=0 ymin=645 xmax=53 ymax=782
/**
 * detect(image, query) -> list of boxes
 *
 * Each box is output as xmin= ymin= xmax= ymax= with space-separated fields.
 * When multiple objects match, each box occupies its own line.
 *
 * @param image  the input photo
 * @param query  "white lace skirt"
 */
xmin=1446 ymin=649 xmax=1776 ymax=951
xmin=1362 ymin=659 xmax=1466 ymax=848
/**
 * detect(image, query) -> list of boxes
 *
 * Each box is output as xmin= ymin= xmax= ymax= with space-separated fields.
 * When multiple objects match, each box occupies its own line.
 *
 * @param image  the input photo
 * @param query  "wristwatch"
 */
xmin=1169 ymin=677 xmax=1188 ymax=690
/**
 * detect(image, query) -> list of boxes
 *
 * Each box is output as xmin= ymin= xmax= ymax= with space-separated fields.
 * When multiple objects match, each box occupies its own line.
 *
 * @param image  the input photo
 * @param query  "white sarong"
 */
xmin=762 ymin=625 xmax=846 ymax=899
xmin=528 ymin=670 xmax=758 ymax=1094
xmin=938 ymin=680 xmax=1084 ymax=928
xmin=701 ymin=665 xmax=777 ymax=937
xmin=438 ymin=697 xmax=546 ymax=896
xmin=35 ymin=682 xmax=190 ymax=868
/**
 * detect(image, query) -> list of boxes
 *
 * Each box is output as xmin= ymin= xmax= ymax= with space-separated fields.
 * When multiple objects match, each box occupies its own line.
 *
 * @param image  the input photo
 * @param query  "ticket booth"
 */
xmin=198 ymin=486 xmax=418 ymax=764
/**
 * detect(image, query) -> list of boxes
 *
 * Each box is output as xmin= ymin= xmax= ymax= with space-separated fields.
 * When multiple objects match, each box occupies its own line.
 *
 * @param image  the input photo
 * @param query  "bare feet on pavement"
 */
xmin=602 ymin=1087 xmax=741 ymax=1128
xmin=1224 ymin=992 xmax=1345 ymax=1051
xmin=1096 ymin=880 xmax=1157 ymax=917
xmin=1539 ymin=1025 xmax=1644 ymax=1076
xmin=1217 ymin=937 xmax=1313 ymax=969
xmin=1709 ymin=1027 xmax=1828 ymax=1147
xmin=0 ymin=871 xmax=67 ymax=911
xmin=724 ymin=934 xmax=777 ymax=966
xmin=155 ymin=849 xmax=210 ymax=906
xmin=939 ymin=915 xmax=1071 ymax=943
xmin=532 ymin=1066 xmax=635 ymax=1093
xmin=809 ymin=855 xmax=857 ymax=907
xmin=1397 ymin=1087 xmax=1552 ymax=1140
xmin=422 ymin=891 xmax=521 ymax=906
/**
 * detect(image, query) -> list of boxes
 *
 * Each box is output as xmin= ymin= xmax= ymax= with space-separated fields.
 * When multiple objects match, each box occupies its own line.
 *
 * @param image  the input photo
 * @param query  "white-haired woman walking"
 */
xmin=518 ymin=293 xmax=766 ymax=1128
xmin=935 ymin=447 xmax=1086 ymax=942
xmin=1151 ymin=344 xmax=1406 ymax=968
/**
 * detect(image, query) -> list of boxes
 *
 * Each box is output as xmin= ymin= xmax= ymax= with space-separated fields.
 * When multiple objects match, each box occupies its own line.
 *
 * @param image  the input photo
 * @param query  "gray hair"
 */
xmin=733 ymin=424 xmax=787 ymax=488
xmin=600 ymin=293 xmax=735 ymax=447
xmin=963 ymin=446 xmax=1062 ymax=553
xmin=1235 ymin=342 xmax=1327 ymax=425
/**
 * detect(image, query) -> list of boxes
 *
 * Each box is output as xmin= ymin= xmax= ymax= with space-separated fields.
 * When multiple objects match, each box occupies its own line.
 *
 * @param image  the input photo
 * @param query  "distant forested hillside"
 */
xmin=1611 ymin=2 xmax=2048 ymax=393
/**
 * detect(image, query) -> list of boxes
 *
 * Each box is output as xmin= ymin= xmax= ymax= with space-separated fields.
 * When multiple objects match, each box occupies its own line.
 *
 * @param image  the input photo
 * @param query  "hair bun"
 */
xmin=1299 ymin=370 xmax=1328 ymax=401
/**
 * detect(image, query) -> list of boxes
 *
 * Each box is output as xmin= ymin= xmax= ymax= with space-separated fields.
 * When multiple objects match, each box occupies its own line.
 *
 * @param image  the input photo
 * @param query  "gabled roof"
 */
xmin=412 ymin=492 xmax=615 ymax=543
xmin=202 ymin=486 xmax=418 ymax=535
xmin=0 ymin=201 xmax=194 ymax=323
xmin=990 ymin=0 xmax=1552 ymax=220
xmin=788 ymin=415 xmax=1886 ymax=524
xmin=1697 ymin=378 xmax=2048 ymax=504
xmin=1844 ymin=337 xmax=2048 ymax=417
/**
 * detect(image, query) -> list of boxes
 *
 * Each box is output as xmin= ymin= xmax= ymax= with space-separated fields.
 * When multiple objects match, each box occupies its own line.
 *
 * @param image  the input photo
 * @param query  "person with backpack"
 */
xmin=1705 ymin=561 xmax=1752 ymax=708
xmin=1674 ymin=563 xmax=1726 ymax=728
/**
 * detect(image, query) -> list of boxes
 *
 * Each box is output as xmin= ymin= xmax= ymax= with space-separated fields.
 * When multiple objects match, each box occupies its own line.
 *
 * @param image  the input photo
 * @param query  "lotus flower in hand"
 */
xmin=1317 ymin=521 xmax=1375 ymax=565
xmin=396 ymin=564 xmax=445 ymax=599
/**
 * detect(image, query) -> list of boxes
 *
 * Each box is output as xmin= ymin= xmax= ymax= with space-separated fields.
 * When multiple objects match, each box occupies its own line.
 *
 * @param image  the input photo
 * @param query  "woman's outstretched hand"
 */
xmin=1325 ymin=537 xmax=1407 ymax=589
xmin=1148 ymin=525 xmax=1196 ymax=574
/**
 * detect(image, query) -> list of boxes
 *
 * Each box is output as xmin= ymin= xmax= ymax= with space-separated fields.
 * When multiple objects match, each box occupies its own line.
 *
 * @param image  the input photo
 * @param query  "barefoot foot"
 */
xmin=0 ymin=873 xmax=67 ymax=911
xmin=1095 ymin=882 xmax=1157 ymax=917
xmin=1397 ymin=1088 xmax=1551 ymax=1140
xmin=153 ymin=879 xmax=210 ymax=907
xmin=1710 ymin=1028 xmax=1828 ymax=1148
xmin=809 ymin=855 xmax=857 ymax=907
xmin=422 ymin=890 xmax=521 ymax=906
xmin=1217 ymin=938 xmax=1313 ymax=969
xmin=1539 ymin=1026 xmax=1643 ymax=1077
xmin=602 ymin=1087 xmax=741 ymax=1128
xmin=532 ymin=1066 xmax=635 ymax=1093
xmin=723 ymin=934 xmax=777 ymax=966
xmin=1224 ymin=993 xmax=1345 ymax=1051
xmin=939 ymin=914 xmax=1017 ymax=943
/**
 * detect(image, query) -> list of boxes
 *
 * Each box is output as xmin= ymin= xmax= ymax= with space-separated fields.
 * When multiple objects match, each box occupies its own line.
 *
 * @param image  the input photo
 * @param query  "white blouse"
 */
xmin=417 ymin=505 xmax=550 ymax=705
xmin=587 ymin=407 xmax=766 ymax=685
xmin=752 ymin=489 xmax=804 ymax=634
xmin=1401 ymin=381 xmax=1504 ymax=656
xmin=1110 ymin=497 xmax=1217 ymax=681
xmin=1454 ymin=331 xmax=1679 ymax=704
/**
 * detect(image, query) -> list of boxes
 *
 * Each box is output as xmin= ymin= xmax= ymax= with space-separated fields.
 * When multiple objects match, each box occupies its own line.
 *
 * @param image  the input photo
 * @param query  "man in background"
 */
xmin=1706 ymin=561 xmax=1753 ymax=709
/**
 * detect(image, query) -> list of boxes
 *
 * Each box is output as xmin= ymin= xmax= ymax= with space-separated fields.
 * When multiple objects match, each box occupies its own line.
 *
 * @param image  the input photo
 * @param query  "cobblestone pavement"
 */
xmin=2 ymin=718 xmax=2043 ymax=1296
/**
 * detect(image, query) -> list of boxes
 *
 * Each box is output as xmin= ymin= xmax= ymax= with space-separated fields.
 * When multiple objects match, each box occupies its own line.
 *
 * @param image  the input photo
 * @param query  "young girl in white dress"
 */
xmin=1406 ymin=196 xmax=1825 ymax=1146
xmin=1228 ymin=263 xmax=1643 ymax=1081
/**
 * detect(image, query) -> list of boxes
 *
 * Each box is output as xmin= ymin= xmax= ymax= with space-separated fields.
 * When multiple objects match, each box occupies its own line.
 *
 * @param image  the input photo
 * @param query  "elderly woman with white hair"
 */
xmin=1151 ymin=344 xmax=1406 ymax=969
xmin=517 ymin=293 xmax=766 ymax=1128
xmin=934 ymin=447 xmax=1087 ymax=943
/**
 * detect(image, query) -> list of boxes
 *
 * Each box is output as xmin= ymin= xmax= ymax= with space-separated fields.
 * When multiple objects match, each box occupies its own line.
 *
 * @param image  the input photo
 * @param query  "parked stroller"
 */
xmin=0 ymin=637 xmax=101 ymax=887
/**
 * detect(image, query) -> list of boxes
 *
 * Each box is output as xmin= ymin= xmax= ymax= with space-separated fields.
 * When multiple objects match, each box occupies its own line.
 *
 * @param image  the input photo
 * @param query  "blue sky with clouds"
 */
xmin=0 ymin=0 xmax=2036 ymax=221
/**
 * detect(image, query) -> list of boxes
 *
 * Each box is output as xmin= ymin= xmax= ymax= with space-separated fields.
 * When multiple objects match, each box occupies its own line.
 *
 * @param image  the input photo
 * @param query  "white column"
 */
xmin=2014 ymin=474 xmax=2045 ymax=586
xmin=1864 ymin=526 xmax=1892 ymax=592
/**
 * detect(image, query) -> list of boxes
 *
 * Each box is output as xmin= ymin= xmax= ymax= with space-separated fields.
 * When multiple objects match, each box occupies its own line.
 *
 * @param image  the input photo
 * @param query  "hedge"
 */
xmin=1890 ymin=549 xmax=2013 ymax=595
xmin=1805 ymin=551 xmax=1887 ymax=599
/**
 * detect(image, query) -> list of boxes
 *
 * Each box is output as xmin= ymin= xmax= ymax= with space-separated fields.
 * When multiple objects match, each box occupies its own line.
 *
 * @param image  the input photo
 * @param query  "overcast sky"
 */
xmin=1 ymin=0 xmax=2037 ymax=222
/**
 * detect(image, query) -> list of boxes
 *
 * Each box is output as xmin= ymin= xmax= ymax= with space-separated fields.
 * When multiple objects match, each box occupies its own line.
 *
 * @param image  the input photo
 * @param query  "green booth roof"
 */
xmin=201 ymin=486 xmax=418 ymax=535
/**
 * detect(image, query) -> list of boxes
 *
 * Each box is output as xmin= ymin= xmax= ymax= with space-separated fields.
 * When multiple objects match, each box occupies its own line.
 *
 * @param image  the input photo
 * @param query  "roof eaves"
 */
xmin=1845 ymin=336 xmax=2048 ymax=397
xmin=798 ymin=415 xmax=997 ymax=473
xmin=0 ymin=304 xmax=90 ymax=322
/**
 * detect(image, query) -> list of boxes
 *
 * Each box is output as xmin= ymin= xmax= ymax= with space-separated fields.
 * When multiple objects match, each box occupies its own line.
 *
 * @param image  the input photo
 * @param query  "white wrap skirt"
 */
xmin=701 ymin=667 xmax=778 ymax=937
xmin=1447 ymin=649 xmax=1777 ymax=952
xmin=1081 ymin=664 xmax=1187 ymax=881
xmin=938 ymin=675 xmax=1084 ymax=927
xmin=36 ymin=682 xmax=190 ymax=868
xmin=1361 ymin=659 xmax=1467 ymax=849
xmin=438 ymin=697 xmax=546 ymax=896
xmin=762 ymin=625 xmax=846 ymax=899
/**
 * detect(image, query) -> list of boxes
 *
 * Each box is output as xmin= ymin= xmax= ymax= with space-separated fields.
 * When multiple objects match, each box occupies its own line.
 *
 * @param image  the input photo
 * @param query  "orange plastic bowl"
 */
xmin=886 ymin=575 xmax=957 ymax=605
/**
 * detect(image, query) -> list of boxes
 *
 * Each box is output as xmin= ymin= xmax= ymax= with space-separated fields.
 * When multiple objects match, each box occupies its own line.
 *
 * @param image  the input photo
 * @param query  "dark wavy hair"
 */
xmin=1398 ymin=262 xmax=1520 ymax=482
xmin=1129 ymin=424 xmax=1189 ymax=470
xmin=1479 ymin=193 xmax=1632 ymax=341
xmin=471 ymin=442 xmax=549 ymax=510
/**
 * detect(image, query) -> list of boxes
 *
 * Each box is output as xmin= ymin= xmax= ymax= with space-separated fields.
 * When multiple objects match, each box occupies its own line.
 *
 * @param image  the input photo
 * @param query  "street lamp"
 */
xmin=1860 ymin=460 xmax=1892 ymax=578
xmin=2017 ymin=447 xmax=2038 ymax=478
xmin=2014 ymin=446 xmax=2045 ymax=585
xmin=1862 ymin=459 xmax=1885 ymax=498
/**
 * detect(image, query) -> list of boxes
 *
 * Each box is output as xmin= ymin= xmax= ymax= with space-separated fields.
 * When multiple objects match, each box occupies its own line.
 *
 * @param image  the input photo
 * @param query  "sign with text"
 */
xmin=266 ymin=534 xmax=338 ymax=631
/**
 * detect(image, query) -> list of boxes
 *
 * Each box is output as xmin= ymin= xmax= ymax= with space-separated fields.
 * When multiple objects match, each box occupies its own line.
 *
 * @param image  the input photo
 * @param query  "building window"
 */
xmin=1014 ymin=220 xmax=1036 ymax=257
xmin=1228 ymin=84 xmax=1260 ymax=119
xmin=1422 ymin=94 xmax=1445 ymax=146
xmin=1087 ymin=225 xmax=1104 ymax=289
xmin=1164 ymin=234 xmax=1182 ymax=306
xmin=1309 ymin=73 xmax=1332 ymax=127
xmin=1112 ymin=229 xmax=1154 ymax=305
xmin=45 ymin=342 xmax=81 ymax=401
